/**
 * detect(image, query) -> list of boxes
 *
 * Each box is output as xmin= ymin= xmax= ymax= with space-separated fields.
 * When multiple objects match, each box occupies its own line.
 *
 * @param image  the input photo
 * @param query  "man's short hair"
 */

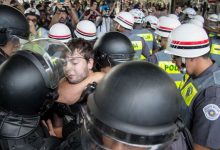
xmin=67 ymin=38 xmax=94 ymax=60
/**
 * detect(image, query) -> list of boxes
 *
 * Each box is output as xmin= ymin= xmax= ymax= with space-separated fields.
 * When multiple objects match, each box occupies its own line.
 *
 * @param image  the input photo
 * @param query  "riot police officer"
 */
xmin=93 ymin=31 xmax=135 ymax=73
xmin=0 ymin=39 xmax=70 ymax=149
xmin=0 ymin=5 xmax=29 ymax=64
xmin=58 ymin=61 xmax=193 ymax=150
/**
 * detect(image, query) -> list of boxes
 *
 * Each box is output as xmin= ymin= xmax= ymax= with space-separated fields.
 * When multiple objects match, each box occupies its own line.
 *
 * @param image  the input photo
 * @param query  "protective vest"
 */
xmin=155 ymin=50 xmax=184 ymax=87
xmin=0 ymin=113 xmax=60 ymax=150
xmin=29 ymin=27 xmax=48 ymax=40
xmin=210 ymin=35 xmax=220 ymax=65
xmin=132 ymin=28 xmax=155 ymax=55
xmin=179 ymin=69 xmax=220 ymax=129
xmin=123 ymin=32 xmax=145 ymax=60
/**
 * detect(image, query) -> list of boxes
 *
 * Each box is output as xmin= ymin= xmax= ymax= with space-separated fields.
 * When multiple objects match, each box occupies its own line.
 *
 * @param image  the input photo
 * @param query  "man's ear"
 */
xmin=88 ymin=58 xmax=94 ymax=70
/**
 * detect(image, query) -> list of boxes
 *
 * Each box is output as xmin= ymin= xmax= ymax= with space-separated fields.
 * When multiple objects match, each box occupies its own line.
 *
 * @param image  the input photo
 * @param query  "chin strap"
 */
xmin=176 ymin=118 xmax=194 ymax=150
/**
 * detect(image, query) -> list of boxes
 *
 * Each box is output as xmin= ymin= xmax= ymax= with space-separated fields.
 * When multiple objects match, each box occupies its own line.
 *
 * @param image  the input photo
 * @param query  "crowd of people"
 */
xmin=0 ymin=0 xmax=220 ymax=149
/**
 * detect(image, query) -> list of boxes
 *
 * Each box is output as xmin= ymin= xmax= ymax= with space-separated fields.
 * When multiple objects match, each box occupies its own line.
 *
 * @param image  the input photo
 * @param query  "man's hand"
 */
xmin=29 ymin=21 xmax=37 ymax=36
xmin=1 ymin=0 xmax=11 ymax=5
xmin=42 ymin=119 xmax=57 ymax=137
xmin=56 ymin=2 xmax=63 ymax=9
xmin=64 ymin=1 xmax=72 ymax=9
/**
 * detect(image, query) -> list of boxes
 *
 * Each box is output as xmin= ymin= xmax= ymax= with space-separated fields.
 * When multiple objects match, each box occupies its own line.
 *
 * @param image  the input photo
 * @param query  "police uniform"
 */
xmin=132 ymin=27 xmax=158 ymax=55
xmin=210 ymin=34 xmax=220 ymax=66
xmin=29 ymin=26 xmax=48 ymax=40
xmin=180 ymin=63 xmax=220 ymax=149
xmin=148 ymin=50 xmax=184 ymax=87
xmin=123 ymin=30 xmax=149 ymax=60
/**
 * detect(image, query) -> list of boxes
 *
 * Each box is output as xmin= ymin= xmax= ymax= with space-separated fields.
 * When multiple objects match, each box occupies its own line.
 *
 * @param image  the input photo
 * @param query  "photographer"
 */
xmin=49 ymin=0 xmax=79 ymax=36
xmin=99 ymin=0 xmax=109 ymax=15
xmin=84 ymin=1 xmax=101 ymax=23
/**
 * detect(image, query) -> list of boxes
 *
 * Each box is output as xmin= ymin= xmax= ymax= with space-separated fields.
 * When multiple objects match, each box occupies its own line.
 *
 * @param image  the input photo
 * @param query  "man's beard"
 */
xmin=59 ymin=17 xmax=66 ymax=23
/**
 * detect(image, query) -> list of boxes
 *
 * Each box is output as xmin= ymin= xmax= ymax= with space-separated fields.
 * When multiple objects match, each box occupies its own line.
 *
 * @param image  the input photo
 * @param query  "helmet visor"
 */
xmin=21 ymin=38 xmax=71 ymax=89
xmin=82 ymin=122 xmax=171 ymax=150
xmin=81 ymin=107 xmax=173 ymax=150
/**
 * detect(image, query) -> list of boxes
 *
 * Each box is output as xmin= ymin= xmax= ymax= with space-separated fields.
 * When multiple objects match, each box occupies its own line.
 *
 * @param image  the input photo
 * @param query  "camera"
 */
xmin=59 ymin=0 xmax=65 ymax=4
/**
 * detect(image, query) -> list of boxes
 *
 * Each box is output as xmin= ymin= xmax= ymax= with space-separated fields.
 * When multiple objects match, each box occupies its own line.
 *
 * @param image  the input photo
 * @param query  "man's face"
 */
xmin=172 ymin=56 xmax=185 ymax=73
xmin=113 ymin=21 xmax=122 ymax=32
xmin=26 ymin=15 xmax=38 ymax=26
xmin=172 ymin=56 xmax=194 ymax=75
xmin=59 ymin=11 xmax=68 ymax=23
xmin=176 ymin=6 xmax=182 ymax=14
xmin=63 ymin=50 xmax=93 ymax=84
xmin=159 ymin=37 xmax=168 ymax=49
xmin=102 ymin=136 xmax=146 ymax=150
xmin=92 ymin=2 xmax=98 ymax=10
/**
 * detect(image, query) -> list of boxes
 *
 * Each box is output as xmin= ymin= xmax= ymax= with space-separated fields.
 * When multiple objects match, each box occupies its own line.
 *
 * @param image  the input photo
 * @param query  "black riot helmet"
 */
xmin=82 ymin=61 xmax=183 ymax=149
xmin=0 ymin=5 xmax=29 ymax=40
xmin=0 ymin=39 xmax=70 ymax=116
xmin=93 ymin=32 xmax=135 ymax=70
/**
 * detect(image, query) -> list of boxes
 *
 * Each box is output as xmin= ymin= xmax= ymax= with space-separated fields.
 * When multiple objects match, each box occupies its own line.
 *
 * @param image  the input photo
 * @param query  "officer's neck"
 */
xmin=193 ymin=57 xmax=213 ymax=77
xmin=133 ymin=24 xmax=142 ymax=29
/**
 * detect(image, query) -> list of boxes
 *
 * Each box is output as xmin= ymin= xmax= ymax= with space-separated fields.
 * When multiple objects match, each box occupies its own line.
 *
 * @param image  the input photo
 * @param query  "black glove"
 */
xmin=0 ymin=28 xmax=8 ymax=46
xmin=78 ymin=82 xmax=97 ymax=104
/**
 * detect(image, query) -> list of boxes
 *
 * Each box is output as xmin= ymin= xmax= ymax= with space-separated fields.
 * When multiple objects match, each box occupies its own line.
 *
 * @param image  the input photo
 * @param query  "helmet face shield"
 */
xmin=207 ymin=20 xmax=218 ymax=30
xmin=81 ymin=107 xmax=174 ymax=150
xmin=21 ymin=38 xmax=71 ymax=89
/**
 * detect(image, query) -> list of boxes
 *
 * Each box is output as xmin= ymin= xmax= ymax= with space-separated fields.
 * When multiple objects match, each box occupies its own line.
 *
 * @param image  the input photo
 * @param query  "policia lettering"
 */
xmin=131 ymin=41 xmax=145 ymax=60
xmin=209 ymin=35 xmax=220 ymax=65
xmin=137 ymin=33 xmax=153 ymax=41
xmin=158 ymin=61 xmax=179 ymax=73
xmin=138 ymin=33 xmax=154 ymax=55
xmin=155 ymin=51 xmax=183 ymax=87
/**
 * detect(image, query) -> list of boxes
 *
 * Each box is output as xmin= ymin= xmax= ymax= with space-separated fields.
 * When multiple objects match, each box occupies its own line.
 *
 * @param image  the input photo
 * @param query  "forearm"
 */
xmin=194 ymin=144 xmax=210 ymax=150
xmin=70 ymin=9 xmax=79 ymax=25
xmin=49 ymin=14 xmax=60 ymax=28
xmin=84 ymin=14 xmax=91 ymax=20
xmin=57 ymin=72 xmax=105 ymax=105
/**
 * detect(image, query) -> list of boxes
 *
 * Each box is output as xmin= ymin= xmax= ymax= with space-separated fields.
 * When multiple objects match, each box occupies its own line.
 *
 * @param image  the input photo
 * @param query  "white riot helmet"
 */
xmin=189 ymin=19 xmax=203 ymax=27
xmin=144 ymin=15 xmax=158 ymax=29
xmin=193 ymin=15 xmax=204 ymax=23
xmin=155 ymin=17 xmax=181 ymax=38
xmin=158 ymin=16 xmax=167 ymax=22
xmin=113 ymin=12 xmax=134 ymax=30
xmin=165 ymin=24 xmax=210 ymax=58
xmin=207 ymin=14 xmax=218 ymax=22
xmin=49 ymin=23 xmax=72 ymax=43
xmin=129 ymin=9 xmax=145 ymax=24
xmin=183 ymin=8 xmax=196 ymax=18
xmin=74 ymin=20 xmax=97 ymax=41
xmin=167 ymin=14 xmax=178 ymax=20
xmin=24 ymin=8 xmax=40 ymax=17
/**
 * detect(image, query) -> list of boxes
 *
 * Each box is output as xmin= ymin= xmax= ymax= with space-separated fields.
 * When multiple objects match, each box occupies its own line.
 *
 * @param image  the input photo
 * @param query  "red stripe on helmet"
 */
xmin=49 ymin=34 xmax=71 ymax=39
xmin=118 ymin=16 xmax=133 ymax=26
xmin=158 ymin=26 xmax=173 ymax=31
xmin=171 ymin=39 xmax=209 ymax=46
xmin=76 ymin=28 xmax=96 ymax=36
